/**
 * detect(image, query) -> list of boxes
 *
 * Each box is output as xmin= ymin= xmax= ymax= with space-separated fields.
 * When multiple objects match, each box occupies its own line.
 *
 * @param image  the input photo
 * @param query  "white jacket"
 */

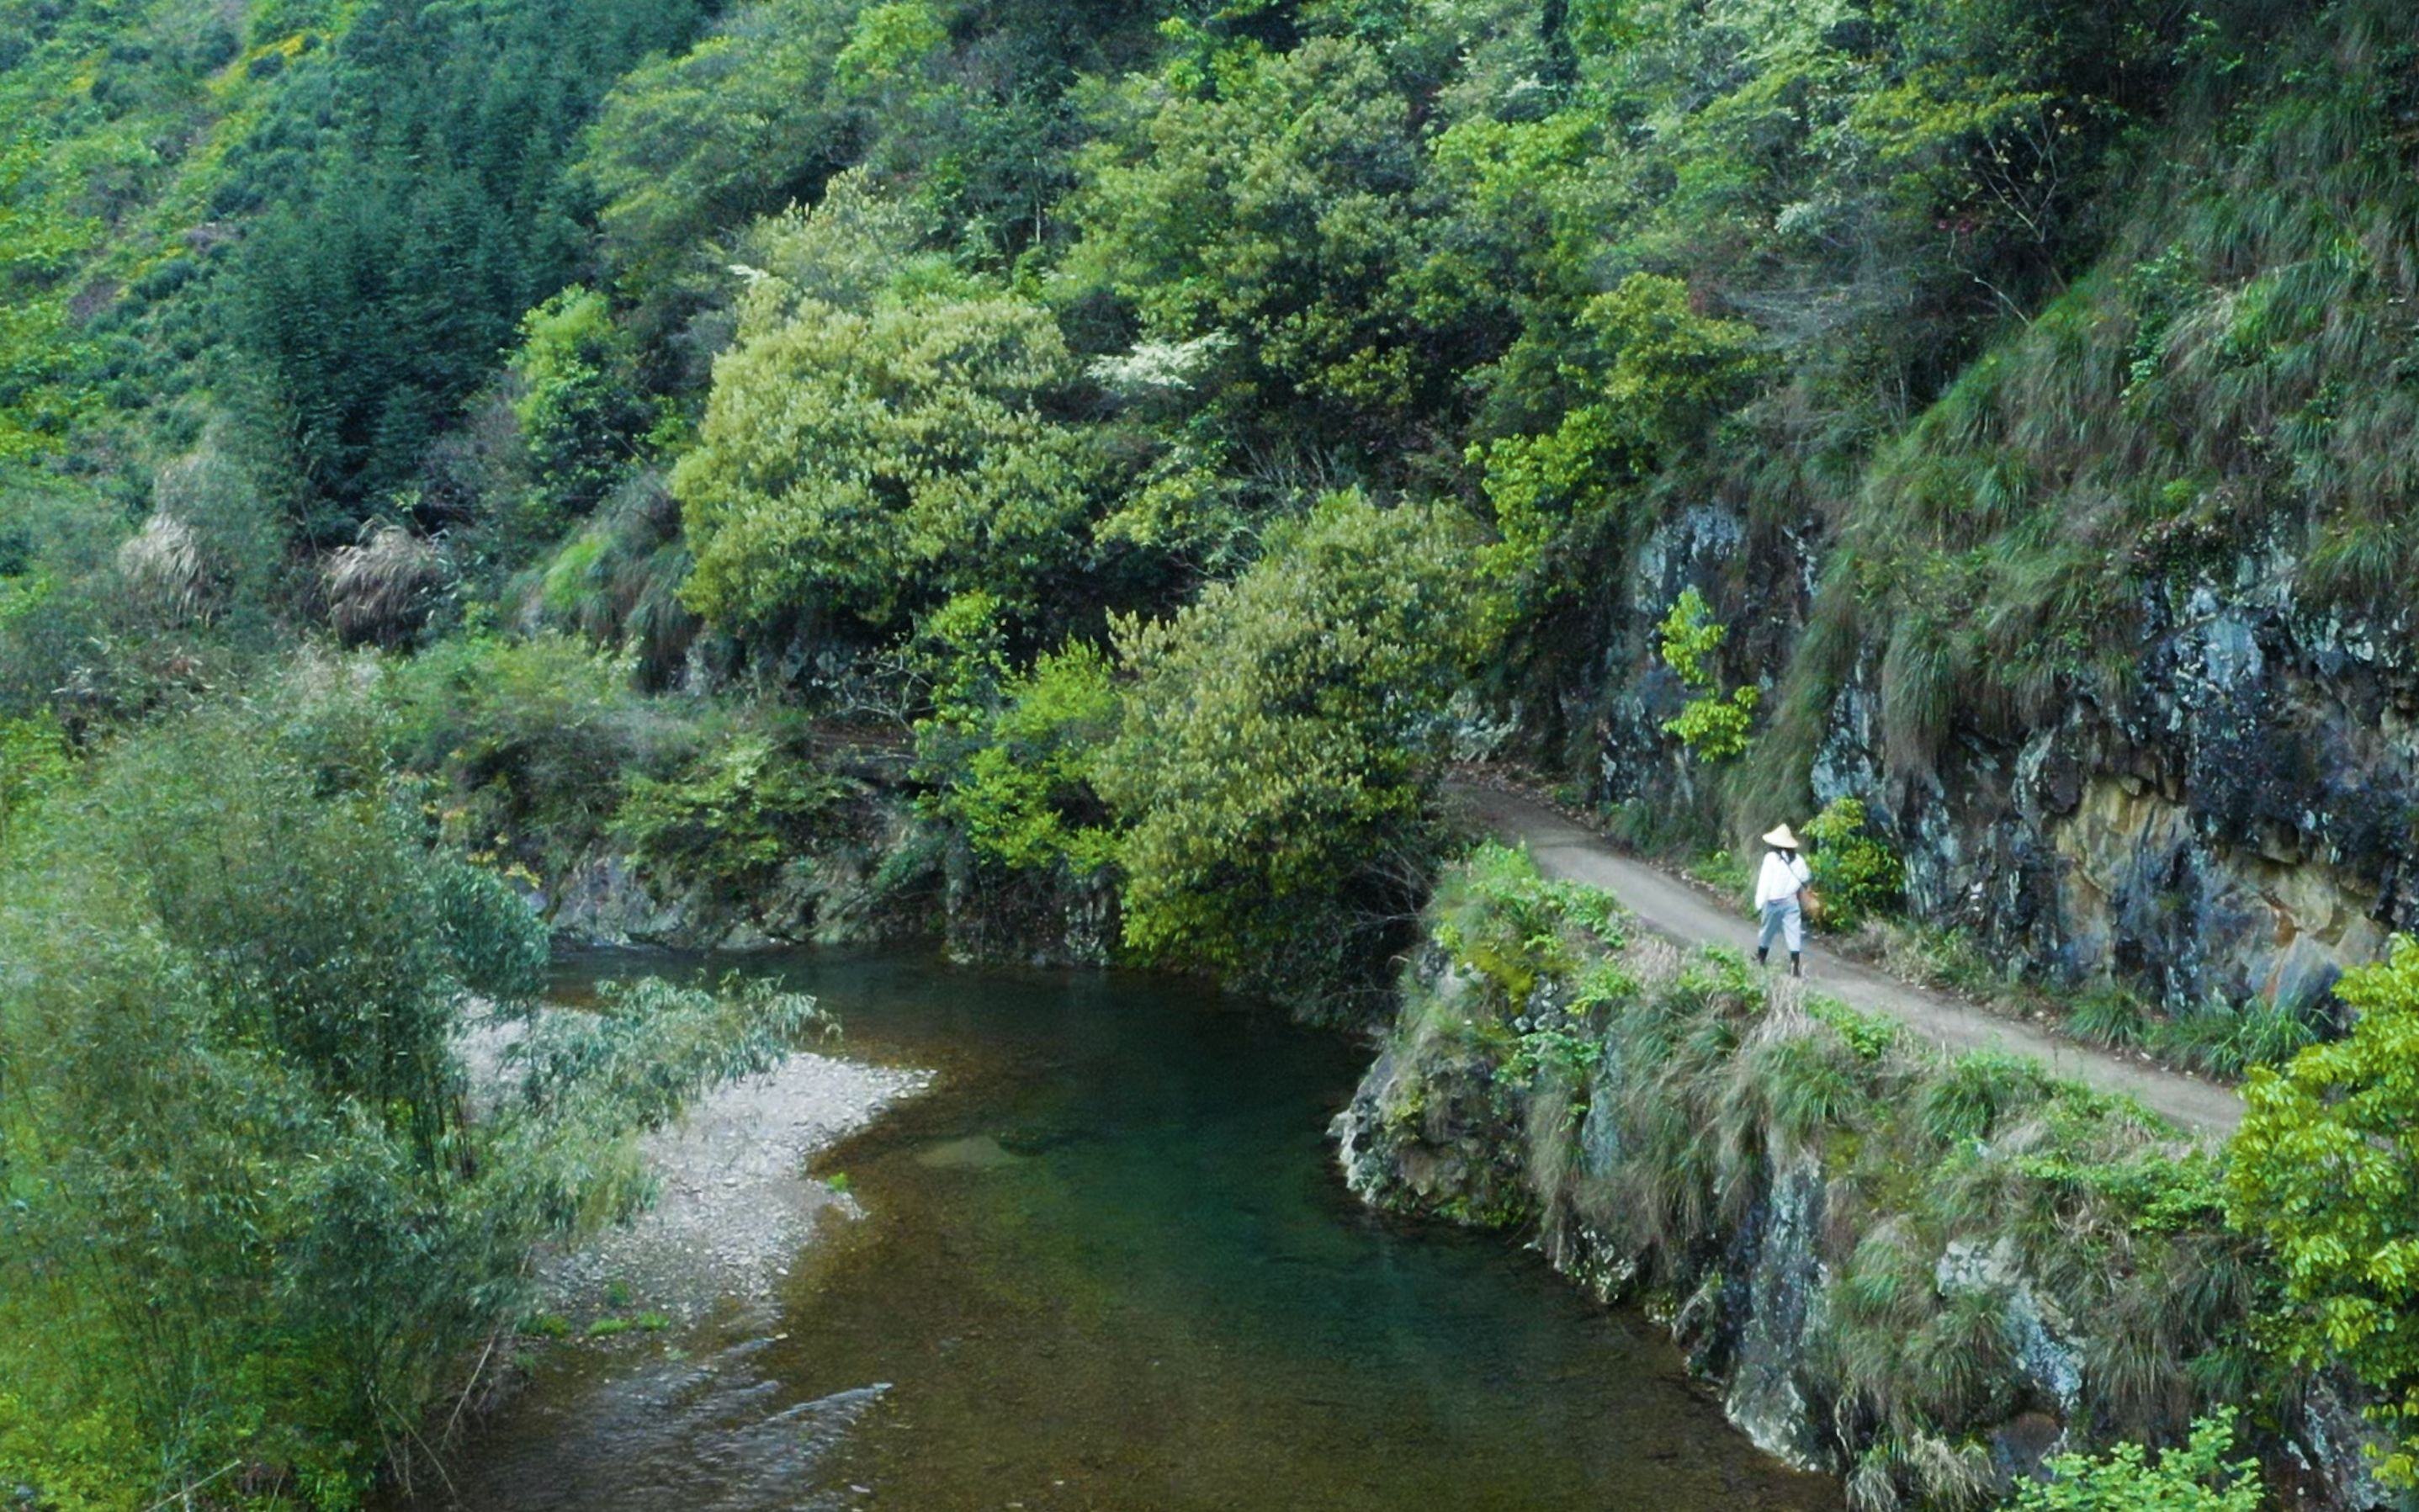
xmin=1754 ymin=850 xmax=1812 ymax=909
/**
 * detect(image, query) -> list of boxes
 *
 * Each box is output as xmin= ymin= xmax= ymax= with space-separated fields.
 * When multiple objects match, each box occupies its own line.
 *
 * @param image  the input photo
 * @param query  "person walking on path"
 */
xmin=1753 ymin=824 xmax=1813 ymax=978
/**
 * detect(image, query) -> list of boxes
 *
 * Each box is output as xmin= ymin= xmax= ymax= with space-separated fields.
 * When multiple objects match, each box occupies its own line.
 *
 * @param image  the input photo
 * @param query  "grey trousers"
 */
xmin=1758 ymin=899 xmax=1803 ymax=955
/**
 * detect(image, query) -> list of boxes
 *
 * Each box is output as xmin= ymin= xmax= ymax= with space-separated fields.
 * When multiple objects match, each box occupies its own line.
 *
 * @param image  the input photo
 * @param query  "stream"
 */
xmin=407 ymin=947 xmax=1839 ymax=1511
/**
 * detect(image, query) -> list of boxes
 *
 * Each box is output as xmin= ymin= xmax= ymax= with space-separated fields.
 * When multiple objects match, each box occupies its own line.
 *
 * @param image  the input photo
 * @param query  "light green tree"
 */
xmin=674 ymin=263 xmax=1106 ymax=643
xmin=1096 ymin=494 xmax=1493 ymax=999
xmin=2228 ymin=936 xmax=2419 ymax=1484
xmin=835 ymin=2 xmax=948 ymax=95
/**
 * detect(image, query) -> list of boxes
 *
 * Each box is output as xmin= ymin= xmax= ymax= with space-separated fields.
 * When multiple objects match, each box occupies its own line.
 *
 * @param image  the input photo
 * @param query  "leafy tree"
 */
xmin=577 ymin=0 xmax=866 ymax=312
xmin=1065 ymin=33 xmax=1442 ymax=459
xmin=674 ymin=256 xmax=1108 ymax=645
xmin=1097 ymin=493 xmax=1493 ymax=1005
xmin=2228 ymin=936 xmax=2419 ymax=1484
xmin=835 ymin=2 xmax=949 ymax=95
xmin=1656 ymin=588 xmax=1759 ymax=762
xmin=2013 ymin=1409 xmax=2262 ymax=1512
xmin=1473 ymin=274 xmax=1763 ymax=570
xmin=510 ymin=286 xmax=660 ymax=533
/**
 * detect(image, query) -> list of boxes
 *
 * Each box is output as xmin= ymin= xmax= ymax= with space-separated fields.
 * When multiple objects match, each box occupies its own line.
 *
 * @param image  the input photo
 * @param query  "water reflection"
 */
xmin=401 ymin=949 xmax=1839 ymax=1512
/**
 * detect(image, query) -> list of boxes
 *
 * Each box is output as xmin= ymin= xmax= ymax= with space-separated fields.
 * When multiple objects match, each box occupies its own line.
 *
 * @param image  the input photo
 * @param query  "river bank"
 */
xmin=403 ymin=946 xmax=1840 ymax=1512
xmin=1335 ymin=843 xmax=2388 ymax=1511
xmin=540 ymin=1048 xmax=932 ymax=1323
xmin=457 ymin=993 xmax=931 ymax=1325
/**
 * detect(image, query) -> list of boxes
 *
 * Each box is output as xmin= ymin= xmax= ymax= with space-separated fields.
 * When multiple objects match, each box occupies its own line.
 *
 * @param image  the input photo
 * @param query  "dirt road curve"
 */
xmin=1451 ymin=783 xmax=2245 ymax=1138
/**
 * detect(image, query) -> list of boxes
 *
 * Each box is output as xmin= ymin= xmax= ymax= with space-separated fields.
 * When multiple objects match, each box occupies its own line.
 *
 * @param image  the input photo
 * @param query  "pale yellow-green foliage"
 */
xmin=674 ymin=259 xmax=1104 ymax=638
xmin=1098 ymin=493 xmax=1495 ymax=987
xmin=1657 ymin=587 xmax=1759 ymax=762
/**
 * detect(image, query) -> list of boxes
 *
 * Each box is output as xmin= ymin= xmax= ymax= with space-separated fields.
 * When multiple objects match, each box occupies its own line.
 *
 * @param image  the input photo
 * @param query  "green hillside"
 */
xmin=8 ymin=0 xmax=2419 ymax=1504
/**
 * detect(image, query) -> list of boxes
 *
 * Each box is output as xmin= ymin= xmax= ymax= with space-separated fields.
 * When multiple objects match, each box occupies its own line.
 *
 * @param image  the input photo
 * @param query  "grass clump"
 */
xmin=2146 ymin=996 xmax=2320 ymax=1080
xmin=2070 ymin=986 xmax=2150 ymax=1050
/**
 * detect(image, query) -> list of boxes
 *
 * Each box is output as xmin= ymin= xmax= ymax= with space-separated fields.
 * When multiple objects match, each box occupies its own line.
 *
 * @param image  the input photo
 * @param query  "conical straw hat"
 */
xmin=1762 ymin=824 xmax=1800 ymax=850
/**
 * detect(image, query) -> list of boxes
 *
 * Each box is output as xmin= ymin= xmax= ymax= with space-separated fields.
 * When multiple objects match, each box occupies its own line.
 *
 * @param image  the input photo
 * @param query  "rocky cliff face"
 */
xmin=1865 ymin=565 xmax=2411 ymax=1020
xmin=1565 ymin=509 xmax=2409 ymax=1020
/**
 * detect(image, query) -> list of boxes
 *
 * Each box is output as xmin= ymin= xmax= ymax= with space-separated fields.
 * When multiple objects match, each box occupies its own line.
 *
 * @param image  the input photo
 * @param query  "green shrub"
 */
xmin=0 ymin=711 xmax=71 ymax=855
xmin=1430 ymin=843 xmax=1626 ymax=1011
xmin=0 ymin=703 xmax=826 ymax=1505
xmin=915 ymin=607 xmax=1121 ymax=878
xmin=614 ymin=732 xmax=853 ymax=898
xmin=1804 ymin=796 xmax=1904 ymax=931
xmin=2013 ymin=1409 xmax=2261 ymax=1511
xmin=2147 ymin=995 xmax=2319 ymax=1080
xmin=1914 ymin=1051 xmax=2055 ymax=1146
xmin=1656 ymin=588 xmax=1759 ymax=763
xmin=352 ymin=632 xmax=693 ymax=873
xmin=509 ymin=286 xmax=663 ymax=536
xmin=2227 ymin=936 xmax=2419 ymax=1484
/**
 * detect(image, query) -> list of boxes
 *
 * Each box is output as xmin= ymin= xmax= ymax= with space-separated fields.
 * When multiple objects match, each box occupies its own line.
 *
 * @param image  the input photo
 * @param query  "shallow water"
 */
xmin=412 ymin=947 xmax=1838 ymax=1512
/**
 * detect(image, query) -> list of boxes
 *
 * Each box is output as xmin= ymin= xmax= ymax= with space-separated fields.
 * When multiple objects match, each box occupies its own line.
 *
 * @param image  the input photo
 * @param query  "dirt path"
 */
xmin=1452 ymin=784 xmax=2244 ymax=1138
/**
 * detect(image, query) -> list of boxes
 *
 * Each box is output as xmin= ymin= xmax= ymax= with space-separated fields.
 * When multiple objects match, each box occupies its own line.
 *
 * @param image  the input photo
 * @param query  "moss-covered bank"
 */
xmin=1334 ymin=846 xmax=2387 ymax=1510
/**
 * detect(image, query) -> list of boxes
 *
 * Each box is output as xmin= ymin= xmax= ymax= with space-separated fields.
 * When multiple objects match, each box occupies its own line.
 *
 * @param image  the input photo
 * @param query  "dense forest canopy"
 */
xmin=8 ymin=0 xmax=2419 ymax=1504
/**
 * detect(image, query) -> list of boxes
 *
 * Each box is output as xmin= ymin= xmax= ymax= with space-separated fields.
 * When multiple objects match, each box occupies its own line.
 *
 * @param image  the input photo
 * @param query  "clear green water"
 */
xmin=415 ymin=947 xmax=1838 ymax=1512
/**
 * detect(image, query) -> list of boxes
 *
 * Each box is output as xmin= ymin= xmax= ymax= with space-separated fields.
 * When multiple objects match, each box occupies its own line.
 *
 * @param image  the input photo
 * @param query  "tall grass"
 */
xmin=1790 ymin=0 xmax=2419 ymax=788
xmin=1355 ymin=849 xmax=2283 ymax=1504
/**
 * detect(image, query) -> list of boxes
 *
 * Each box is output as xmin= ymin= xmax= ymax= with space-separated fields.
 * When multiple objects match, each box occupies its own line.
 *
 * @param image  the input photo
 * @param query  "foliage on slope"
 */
xmin=1746 ymin=0 xmax=2419 ymax=814
xmin=1349 ymin=846 xmax=2293 ymax=1509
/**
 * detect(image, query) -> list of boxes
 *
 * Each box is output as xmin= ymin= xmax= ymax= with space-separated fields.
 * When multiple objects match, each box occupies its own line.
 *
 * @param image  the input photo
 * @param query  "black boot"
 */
xmin=1789 ymin=952 xmax=1802 ymax=979
xmin=1756 ymin=947 xmax=1769 ymax=968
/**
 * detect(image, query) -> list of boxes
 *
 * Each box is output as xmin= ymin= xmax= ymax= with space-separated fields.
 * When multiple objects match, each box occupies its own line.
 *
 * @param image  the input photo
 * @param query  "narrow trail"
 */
xmin=1452 ymin=783 xmax=2245 ymax=1138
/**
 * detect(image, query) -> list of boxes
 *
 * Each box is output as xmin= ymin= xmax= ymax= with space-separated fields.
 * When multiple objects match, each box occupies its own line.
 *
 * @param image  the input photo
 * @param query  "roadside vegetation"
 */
xmin=1361 ymin=846 xmax=2411 ymax=1509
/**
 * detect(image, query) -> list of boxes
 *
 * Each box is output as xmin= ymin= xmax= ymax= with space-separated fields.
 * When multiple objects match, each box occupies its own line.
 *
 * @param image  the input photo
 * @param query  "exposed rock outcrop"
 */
xmin=1565 ymin=511 xmax=2408 ymax=1019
